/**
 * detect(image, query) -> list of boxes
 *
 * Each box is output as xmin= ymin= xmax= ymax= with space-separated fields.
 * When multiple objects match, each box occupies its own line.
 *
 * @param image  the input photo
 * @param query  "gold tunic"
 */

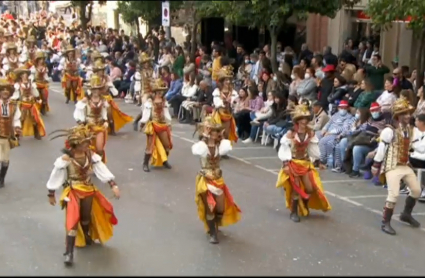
xmin=382 ymin=126 xmax=413 ymax=173
xmin=65 ymin=59 xmax=79 ymax=76
xmin=290 ymin=134 xmax=312 ymax=161
xmin=151 ymin=97 xmax=167 ymax=123
xmin=66 ymin=155 xmax=92 ymax=184
xmin=200 ymin=146 xmax=222 ymax=180
xmin=85 ymin=100 xmax=105 ymax=125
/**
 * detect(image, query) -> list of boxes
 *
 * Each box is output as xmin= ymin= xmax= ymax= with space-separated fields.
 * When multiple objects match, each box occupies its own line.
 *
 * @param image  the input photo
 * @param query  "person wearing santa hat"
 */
xmin=349 ymin=102 xmax=389 ymax=178
xmin=318 ymin=100 xmax=354 ymax=167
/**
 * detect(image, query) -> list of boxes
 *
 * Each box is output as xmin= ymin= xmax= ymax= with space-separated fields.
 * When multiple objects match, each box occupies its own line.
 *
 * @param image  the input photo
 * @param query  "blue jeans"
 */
xmin=265 ymin=124 xmax=284 ymax=137
xmin=249 ymin=112 xmax=260 ymax=140
xmin=352 ymin=145 xmax=372 ymax=171
xmin=336 ymin=137 xmax=349 ymax=167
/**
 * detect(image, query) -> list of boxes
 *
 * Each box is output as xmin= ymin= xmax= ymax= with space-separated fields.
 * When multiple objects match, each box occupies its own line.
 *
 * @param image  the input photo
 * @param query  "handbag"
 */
xmin=347 ymin=131 xmax=375 ymax=149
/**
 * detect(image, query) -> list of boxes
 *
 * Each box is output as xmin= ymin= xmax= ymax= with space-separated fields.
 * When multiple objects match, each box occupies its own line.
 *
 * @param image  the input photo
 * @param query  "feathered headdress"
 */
xmin=291 ymin=103 xmax=312 ymax=122
xmin=392 ymin=96 xmax=415 ymax=116
xmin=49 ymin=125 xmax=93 ymax=149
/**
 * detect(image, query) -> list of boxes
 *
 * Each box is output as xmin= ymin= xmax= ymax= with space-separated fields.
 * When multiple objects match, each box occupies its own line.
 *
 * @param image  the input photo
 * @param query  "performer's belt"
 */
xmin=200 ymin=168 xmax=222 ymax=180
xmin=66 ymin=178 xmax=92 ymax=186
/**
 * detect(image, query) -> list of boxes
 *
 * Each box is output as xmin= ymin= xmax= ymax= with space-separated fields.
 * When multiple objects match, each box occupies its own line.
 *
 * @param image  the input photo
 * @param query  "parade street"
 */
xmin=2 ymin=83 xmax=425 ymax=276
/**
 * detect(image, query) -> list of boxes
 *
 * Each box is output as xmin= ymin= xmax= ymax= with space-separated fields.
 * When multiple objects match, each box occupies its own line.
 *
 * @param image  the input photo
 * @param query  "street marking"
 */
xmin=172 ymin=130 xmax=425 ymax=233
xmin=394 ymin=212 xmax=425 ymax=217
xmin=232 ymin=146 xmax=271 ymax=150
xmin=242 ymin=156 xmax=278 ymax=160
xmin=347 ymin=195 xmax=388 ymax=199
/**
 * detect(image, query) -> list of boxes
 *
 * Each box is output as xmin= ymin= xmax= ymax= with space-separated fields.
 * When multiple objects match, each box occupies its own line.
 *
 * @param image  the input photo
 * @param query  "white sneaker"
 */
xmin=242 ymin=138 xmax=253 ymax=144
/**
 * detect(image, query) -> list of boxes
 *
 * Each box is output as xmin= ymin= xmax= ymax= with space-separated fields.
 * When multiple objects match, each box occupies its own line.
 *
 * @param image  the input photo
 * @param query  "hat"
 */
xmin=26 ymin=35 xmax=36 ymax=43
xmin=49 ymin=125 xmax=93 ymax=147
xmin=35 ymin=51 xmax=46 ymax=61
xmin=91 ymin=50 xmax=103 ymax=61
xmin=152 ymin=78 xmax=168 ymax=92
xmin=0 ymin=78 xmax=14 ymax=94
xmin=291 ymin=103 xmax=312 ymax=122
xmin=88 ymin=75 xmax=105 ymax=89
xmin=196 ymin=116 xmax=224 ymax=136
xmin=392 ymin=96 xmax=414 ymax=115
xmin=5 ymin=42 xmax=17 ymax=51
xmin=92 ymin=60 xmax=106 ymax=71
xmin=139 ymin=52 xmax=153 ymax=64
xmin=13 ymin=66 xmax=31 ymax=78
xmin=322 ymin=64 xmax=336 ymax=72
xmin=338 ymin=100 xmax=349 ymax=108
xmin=370 ymin=102 xmax=380 ymax=111
xmin=65 ymin=45 xmax=75 ymax=54
xmin=218 ymin=65 xmax=234 ymax=79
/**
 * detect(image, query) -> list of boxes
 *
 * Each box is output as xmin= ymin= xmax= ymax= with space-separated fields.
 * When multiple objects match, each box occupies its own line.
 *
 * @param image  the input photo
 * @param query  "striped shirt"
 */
xmin=322 ymin=112 xmax=354 ymax=135
xmin=340 ymin=117 xmax=358 ymax=137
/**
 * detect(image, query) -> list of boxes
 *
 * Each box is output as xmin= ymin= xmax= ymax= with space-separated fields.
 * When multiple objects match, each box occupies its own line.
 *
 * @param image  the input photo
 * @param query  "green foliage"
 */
xmin=367 ymin=0 xmax=425 ymax=34
xmin=117 ymin=1 xmax=161 ymax=25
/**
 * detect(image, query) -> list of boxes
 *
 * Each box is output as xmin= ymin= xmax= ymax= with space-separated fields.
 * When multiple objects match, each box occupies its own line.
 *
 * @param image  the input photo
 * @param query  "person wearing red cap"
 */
xmin=372 ymin=97 xmax=421 ymax=235
xmin=318 ymin=100 xmax=354 ymax=167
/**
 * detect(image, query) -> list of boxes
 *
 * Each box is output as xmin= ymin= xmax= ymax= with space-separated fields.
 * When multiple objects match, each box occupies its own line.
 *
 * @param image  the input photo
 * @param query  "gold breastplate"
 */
xmin=66 ymin=155 xmax=92 ymax=182
xmin=383 ymin=126 xmax=413 ymax=172
xmin=290 ymin=134 xmax=311 ymax=160
xmin=151 ymin=98 xmax=166 ymax=123
xmin=86 ymin=100 xmax=104 ymax=125
xmin=200 ymin=146 xmax=222 ymax=179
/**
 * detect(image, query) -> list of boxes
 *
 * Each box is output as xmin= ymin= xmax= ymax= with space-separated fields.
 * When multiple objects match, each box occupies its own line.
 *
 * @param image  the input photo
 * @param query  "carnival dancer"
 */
xmin=372 ymin=97 xmax=422 ymax=235
xmin=20 ymin=35 xmax=38 ymax=69
xmin=30 ymin=51 xmax=49 ymax=115
xmin=276 ymin=104 xmax=331 ymax=222
xmin=46 ymin=124 xmax=120 ymax=266
xmin=15 ymin=67 xmax=46 ymax=140
xmin=191 ymin=116 xmax=241 ymax=244
xmin=212 ymin=65 xmax=238 ymax=149
xmin=0 ymin=78 xmax=21 ymax=188
xmin=60 ymin=46 xmax=83 ymax=104
xmin=139 ymin=78 xmax=172 ymax=172
xmin=91 ymin=60 xmax=132 ymax=135
xmin=74 ymin=75 xmax=109 ymax=163
xmin=132 ymin=52 xmax=154 ymax=130
xmin=85 ymin=50 xmax=104 ymax=81
xmin=2 ymin=42 xmax=20 ymax=79
xmin=0 ymin=32 xmax=14 ymax=55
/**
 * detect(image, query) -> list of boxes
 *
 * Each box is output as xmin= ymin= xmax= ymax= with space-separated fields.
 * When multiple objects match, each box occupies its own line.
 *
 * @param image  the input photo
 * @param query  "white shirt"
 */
xmin=376 ymin=90 xmax=397 ymax=112
xmin=411 ymin=127 xmax=425 ymax=161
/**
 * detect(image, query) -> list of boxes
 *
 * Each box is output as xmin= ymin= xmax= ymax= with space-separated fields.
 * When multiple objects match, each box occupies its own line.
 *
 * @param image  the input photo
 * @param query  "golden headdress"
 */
xmin=49 ymin=125 xmax=93 ymax=147
xmin=194 ymin=115 xmax=224 ymax=138
xmin=13 ymin=66 xmax=31 ymax=78
xmin=218 ymin=65 xmax=234 ymax=80
xmin=26 ymin=35 xmax=36 ymax=43
xmin=93 ymin=60 xmax=106 ymax=71
xmin=291 ymin=103 xmax=311 ymax=122
xmin=152 ymin=78 xmax=168 ymax=92
xmin=65 ymin=45 xmax=75 ymax=54
xmin=88 ymin=75 xmax=105 ymax=89
xmin=91 ymin=50 xmax=103 ymax=62
xmin=0 ymin=78 xmax=14 ymax=94
xmin=392 ymin=96 xmax=415 ymax=115
xmin=35 ymin=51 xmax=46 ymax=61
xmin=5 ymin=42 xmax=17 ymax=51
xmin=139 ymin=52 xmax=153 ymax=64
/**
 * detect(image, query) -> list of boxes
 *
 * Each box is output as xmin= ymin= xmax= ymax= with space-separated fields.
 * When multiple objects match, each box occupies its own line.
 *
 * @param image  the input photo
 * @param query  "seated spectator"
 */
xmin=197 ymin=80 xmax=213 ymax=122
xmin=241 ymin=86 xmax=265 ymax=143
xmin=343 ymin=79 xmax=363 ymax=110
xmin=237 ymin=54 xmax=252 ymax=82
xmin=161 ymin=66 xmax=172 ymax=87
xmin=109 ymin=61 xmax=122 ymax=89
xmin=414 ymin=85 xmax=425 ymax=117
xmin=296 ymin=66 xmax=317 ymax=102
xmin=165 ymin=71 xmax=183 ymax=117
xmin=354 ymin=78 xmax=377 ymax=109
xmin=327 ymin=75 xmax=347 ymax=114
xmin=263 ymin=92 xmax=289 ymax=139
xmin=233 ymin=87 xmax=251 ymax=139
xmin=332 ymin=108 xmax=369 ymax=173
xmin=376 ymin=76 xmax=397 ymax=113
xmin=318 ymin=100 xmax=353 ymax=167
xmin=289 ymin=65 xmax=304 ymax=96
xmin=198 ymin=54 xmax=212 ymax=86
xmin=411 ymin=114 xmax=425 ymax=202
xmin=180 ymin=73 xmax=200 ymax=124
xmin=312 ymin=101 xmax=329 ymax=132
xmin=260 ymin=71 xmax=275 ymax=101
xmin=118 ymin=61 xmax=136 ymax=97
xmin=183 ymin=52 xmax=196 ymax=76
xmin=339 ymin=57 xmax=356 ymax=81
xmin=348 ymin=102 xmax=388 ymax=177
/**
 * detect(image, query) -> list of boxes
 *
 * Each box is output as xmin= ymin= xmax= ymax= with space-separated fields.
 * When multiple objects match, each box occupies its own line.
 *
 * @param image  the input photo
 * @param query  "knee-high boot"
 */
xmin=381 ymin=206 xmax=396 ymax=235
xmin=81 ymin=224 xmax=93 ymax=245
xmin=65 ymin=89 xmax=70 ymax=104
xmin=33 ymin=124 xmax=41 ymax=140
xmin=0 ymin=162 xmax=9 ymax=188
xmin=290 ymin=199 xmax=300 ymax=223
xmin=163 ymin=151 xmax=172 ymax=169
xmin=400 ymin=196 xmax=421 ymax=227
xmin=143 ymin=153 xmax=151 ymax=172
xmin=64 ymin=235 xmax=76 ymax=266
xmin=206 ymin=216 xmax=219 ymax=244
xmin=133 ymin=113 xmax=142 ymax=131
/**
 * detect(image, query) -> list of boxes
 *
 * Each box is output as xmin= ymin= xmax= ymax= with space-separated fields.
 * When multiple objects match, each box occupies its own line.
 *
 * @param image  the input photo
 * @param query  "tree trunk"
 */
xmin=416 ymin=29 xmax=425 ymax=90
xmin=79 ymin=2 xmax=92 ymax=30
xmin=136 ymin=20 xmax=140 ymax=36
xmin=269 ymin=27 xmax=278 ymax=73
xmin=190 ymin=21 xmax=200 ymax=63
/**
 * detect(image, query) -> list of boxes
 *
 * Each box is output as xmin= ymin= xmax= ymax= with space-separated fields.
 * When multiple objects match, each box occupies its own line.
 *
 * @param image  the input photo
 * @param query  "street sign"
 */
xmin=162 ymin=1 xmax=170 ymax=27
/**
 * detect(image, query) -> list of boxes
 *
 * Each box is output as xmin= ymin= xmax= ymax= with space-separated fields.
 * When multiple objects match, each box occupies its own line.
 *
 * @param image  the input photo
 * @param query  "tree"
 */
xmin=117 ymin=1 xmax=163 ymax=33
xmin=209 ymin=0 xmax=359 ymax=73
xmin=367 ymin=0 xmax=425 ymax=88
xmin=71 ymin=0 xmax=106 ymax=30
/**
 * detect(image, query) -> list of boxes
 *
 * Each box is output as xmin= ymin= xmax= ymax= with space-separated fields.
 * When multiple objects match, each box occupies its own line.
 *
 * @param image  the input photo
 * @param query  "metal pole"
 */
xmin=165 ymin=1 xmax=171 ymax=40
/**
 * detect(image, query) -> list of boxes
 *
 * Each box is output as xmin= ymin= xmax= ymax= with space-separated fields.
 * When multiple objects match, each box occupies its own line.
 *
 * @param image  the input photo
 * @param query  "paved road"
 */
xmin=1 ymin=83 xmax=425 ymax=276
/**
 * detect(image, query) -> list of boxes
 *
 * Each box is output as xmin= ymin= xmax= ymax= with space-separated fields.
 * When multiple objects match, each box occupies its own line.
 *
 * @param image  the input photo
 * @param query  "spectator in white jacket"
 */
xmin=180 ymin=73 xmax=199 ymax=124
xmin=376 ymin=76 xmax=397 ymax=113
xmin=411 ymin=114 xmax=425 ymax=202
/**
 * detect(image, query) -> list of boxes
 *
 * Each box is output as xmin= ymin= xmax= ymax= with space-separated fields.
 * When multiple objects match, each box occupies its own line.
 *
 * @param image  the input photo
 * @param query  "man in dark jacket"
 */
xmin=322 ymin=46 xmax=338 ymax=67
xmin=318 ymin=64 xmax=336 ymax=112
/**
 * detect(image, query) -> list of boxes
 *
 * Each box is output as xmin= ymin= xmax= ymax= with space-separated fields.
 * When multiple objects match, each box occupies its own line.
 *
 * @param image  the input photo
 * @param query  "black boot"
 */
xmin=133 ymin=114 xmax=142 ymax=131
xmin=63 ymin=235 xmax=76 ymax=266
xmin=0 ymin=163 xmax=9 ymax=188
xmin=381 ymin=207 xmax=396 ymax=235
xmin=109 ymin=121 xmax=116 ymax=136
xmin=40 ymin=101 xmax=46 ymax=115
xmin=65 ymin=90 xmax=70 ymax=104
xmin=34 ymin=125 xmax=41 ymax=140
xmin=400 ymin=196 xmax=421 ymax=227
xmin=163 ymin=151 xmax=172 ymax=169
xmin=143 ymin=153 xmax=151 ymax=172
xmin=215 ymin=213 xmax=223 ymax=233
xmin=290 ymin=199 xmax=300 ymax=222
xmin=206 ymin=219 xmax=219 ymax=244
xmin=302 ymin=198 xmax=310 ymax=216
xmin=81 ymin=224 xmax=93 ymax=245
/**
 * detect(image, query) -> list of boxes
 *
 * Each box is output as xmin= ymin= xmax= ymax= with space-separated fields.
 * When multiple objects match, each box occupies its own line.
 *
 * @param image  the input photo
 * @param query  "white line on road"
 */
xmin=394 ymin=212 xmax=425 ymax=217
xmin=232 ymin=146 xmax=271 ymax=150
xmin=242 ymin=156 xmax=278 ymax=160
xmin=171 ymin=133 xmax=425 ymax=233
xmin=321 ymin=179 xmax=366 ymax=184
xmin=347 ymin=195 xmax=388 ymax=199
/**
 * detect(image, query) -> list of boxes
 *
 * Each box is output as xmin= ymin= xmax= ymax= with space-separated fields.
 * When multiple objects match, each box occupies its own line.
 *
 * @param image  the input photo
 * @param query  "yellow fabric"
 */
xmin=212 ymin=111 xmax=238 ymax=144
xmin=60 ymin=184 xmax=114 ymax=248
xmin=103 ymin=95 xmax=133 ymax=132
xmin=21 ymin=108 xmax=46 ymax=137
xmin=195 ymin=175 xmax=241 ymax=231
xmin=144 ymin=121 xmax=168 ymax=167
xmin=276 ymin=159 xmax=332 ymax=217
